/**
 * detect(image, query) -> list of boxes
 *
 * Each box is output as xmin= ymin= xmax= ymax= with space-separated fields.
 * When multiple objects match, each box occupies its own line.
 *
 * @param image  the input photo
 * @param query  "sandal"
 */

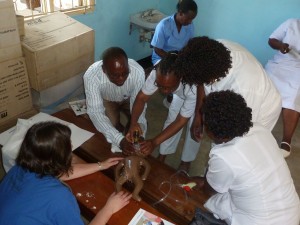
xmin=280 ymin=142 xmax=291 ymax=158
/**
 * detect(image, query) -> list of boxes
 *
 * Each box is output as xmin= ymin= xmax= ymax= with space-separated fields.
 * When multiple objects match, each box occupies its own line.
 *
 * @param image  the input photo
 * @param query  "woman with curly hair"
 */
xmin=199 ymin=90 xmax=300 ymax=225
xmin=174 ymin=36 xmax=282 ymax=169
xmin=0 ymin=121 xmax=131 ymax=225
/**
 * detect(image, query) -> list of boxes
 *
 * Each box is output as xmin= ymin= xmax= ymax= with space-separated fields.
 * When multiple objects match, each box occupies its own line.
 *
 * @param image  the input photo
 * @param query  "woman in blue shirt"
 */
xmin=151 ymin=0 xmax=198 ymax=65
xmin=0 ymin=121 xmax=131 ymax=225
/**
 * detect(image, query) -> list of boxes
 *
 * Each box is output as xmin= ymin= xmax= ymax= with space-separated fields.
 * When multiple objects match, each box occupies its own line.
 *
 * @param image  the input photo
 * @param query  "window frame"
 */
xmin=13 ymin=0 xmax=95 ymax=19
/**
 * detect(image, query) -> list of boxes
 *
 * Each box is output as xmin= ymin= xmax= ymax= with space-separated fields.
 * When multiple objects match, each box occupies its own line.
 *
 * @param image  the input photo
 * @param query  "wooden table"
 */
xmin=54 ymin=108 xmax=209 ymax=225
xmin=66 ymin=156 xmax=175 ymax=225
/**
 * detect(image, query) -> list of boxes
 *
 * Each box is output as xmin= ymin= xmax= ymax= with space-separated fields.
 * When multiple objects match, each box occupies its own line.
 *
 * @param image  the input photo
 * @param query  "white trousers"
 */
xmin=159 ymin=94 xmax=201 ymax=162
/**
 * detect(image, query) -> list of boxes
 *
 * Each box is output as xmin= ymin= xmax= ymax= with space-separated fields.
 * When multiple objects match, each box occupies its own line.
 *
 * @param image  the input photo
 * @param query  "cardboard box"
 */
xmin=0 ymin=108 xmax=38 ymax=133
xmin=21 ymin=12 xmax=95 ymax=91
xmin=16 ymin=15 xmax=25 ymax=37
xmin=31 ymin=72 xmax=84 ymax=108
xmin=0 ymin=57 xmax=33 ymax=129
xmin=0 ymin=0 xmax=22 ymax=63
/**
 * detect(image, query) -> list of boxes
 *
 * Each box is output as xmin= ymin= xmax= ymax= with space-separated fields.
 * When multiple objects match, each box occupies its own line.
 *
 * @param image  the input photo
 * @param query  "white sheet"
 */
xmin=0 ymin=112 xmax=94 ymax=172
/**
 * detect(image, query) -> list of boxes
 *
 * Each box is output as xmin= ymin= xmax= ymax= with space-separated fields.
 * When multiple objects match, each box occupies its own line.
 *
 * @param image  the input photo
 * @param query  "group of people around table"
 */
xmin=0 ymin=0 xmax=299 ymax=223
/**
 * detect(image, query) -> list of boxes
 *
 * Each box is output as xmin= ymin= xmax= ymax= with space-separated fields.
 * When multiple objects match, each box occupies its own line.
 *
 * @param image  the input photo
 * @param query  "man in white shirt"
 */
xmin=200 ymin=90 xmax=300 ymax=225
xmin=84 ymin=47 xmax=147 ymax=154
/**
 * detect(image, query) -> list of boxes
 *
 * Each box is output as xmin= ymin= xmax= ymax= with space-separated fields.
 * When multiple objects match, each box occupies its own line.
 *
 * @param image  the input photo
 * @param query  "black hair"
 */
xmin=16 ymin=121 xmax=73 ymax=178
xmin=102 ymin=47 xmax=128 ymax=65
xmin=175 ymin=36 xmax=232 ymax=86
xmin=156 ymin=51 xmax=181 ymax=79
xmin=202 ymin=90 xmax=253 ymax=140
xmin=177 ymin=0 xmax=198 ymax=14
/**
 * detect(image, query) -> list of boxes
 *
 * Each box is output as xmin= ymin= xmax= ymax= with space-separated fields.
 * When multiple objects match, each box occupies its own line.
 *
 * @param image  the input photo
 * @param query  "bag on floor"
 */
xmin=188 ymin=207 xmax=227 ymax=225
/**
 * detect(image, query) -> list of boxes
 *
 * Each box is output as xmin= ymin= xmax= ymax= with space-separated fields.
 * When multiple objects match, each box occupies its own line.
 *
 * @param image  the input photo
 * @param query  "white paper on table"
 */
xmin=128 ymin=208 xmax=175 ymax=225
xmin=0 ymin=112 xmax=94 ymax=150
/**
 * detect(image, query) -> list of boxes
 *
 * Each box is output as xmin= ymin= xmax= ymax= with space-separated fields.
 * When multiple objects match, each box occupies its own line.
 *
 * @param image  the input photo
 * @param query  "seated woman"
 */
xmin=0 ymin=121 xmax=131 ymax=225
xmin=265 ymin=18 xmax=300 ymax=157
xmin=200 ymin=90 xmax=300 ymax=225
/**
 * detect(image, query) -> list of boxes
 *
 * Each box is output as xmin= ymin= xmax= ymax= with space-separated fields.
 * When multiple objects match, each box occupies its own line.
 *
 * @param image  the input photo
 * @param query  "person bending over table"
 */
xmin=84 ymin=47 xmax=147 ymax=155
xmin=265 ymin=18 xmax=300 ymax=158
xmin=199 ymin=90 xmax=300 ymax=225
xmin=126 ymin=52 xmax=197 ymax=171
xmin=173 ymin=36 xmax=282 ymax=170
xmin=0 ymin=121 xmax=132 ymax=225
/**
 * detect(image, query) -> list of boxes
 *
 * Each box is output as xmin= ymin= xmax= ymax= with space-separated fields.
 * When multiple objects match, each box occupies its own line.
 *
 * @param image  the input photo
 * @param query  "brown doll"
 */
xmin=115 ymin=155 xmax=151 ymax=201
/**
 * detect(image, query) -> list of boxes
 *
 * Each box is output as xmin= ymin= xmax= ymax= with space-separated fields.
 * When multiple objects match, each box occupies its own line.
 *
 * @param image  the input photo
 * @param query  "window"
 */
xmin=13 ymin=0 xmax=95 ymax=18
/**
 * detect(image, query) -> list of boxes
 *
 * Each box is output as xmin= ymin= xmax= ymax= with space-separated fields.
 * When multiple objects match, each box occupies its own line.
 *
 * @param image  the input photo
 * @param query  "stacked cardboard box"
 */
xmin=0 ymin=0 xmax=36 ymax=132
xmin=0 ymin=0 xmax=23 ymax=62
xmin=21 ymin=12 xmax=95 ymax=92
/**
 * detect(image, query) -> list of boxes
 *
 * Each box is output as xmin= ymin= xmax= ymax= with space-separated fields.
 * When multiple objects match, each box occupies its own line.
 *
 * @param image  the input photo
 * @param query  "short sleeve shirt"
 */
xmin=151 ymin=14 xmax=194 ymax=64
xmin=142 ymin=70 xmax=196 ymax=118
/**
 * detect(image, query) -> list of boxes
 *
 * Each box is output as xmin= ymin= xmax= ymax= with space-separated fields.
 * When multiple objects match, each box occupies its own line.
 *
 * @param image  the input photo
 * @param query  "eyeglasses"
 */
xmin=154 ymin=80 xmax=178 ymax=92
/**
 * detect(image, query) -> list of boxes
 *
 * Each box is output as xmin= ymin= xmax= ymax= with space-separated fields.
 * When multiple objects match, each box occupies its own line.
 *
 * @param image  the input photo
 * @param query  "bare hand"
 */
xmin=280 ymin=43 xmax=290 ymax=54
xmin=105 ymin=191 xmax=132 ymax=215
xmin=120 ymin=138 xmax=136 ymax=156
xmin=99 ymin=157 xmax=123 ymax=170
xmin=125 ymin=123 xmax=143 ymax=143
xmin=190 ymin=113 xmax=203 ymax=142
xmin=140 ymin=139 xmax=155 ymax=156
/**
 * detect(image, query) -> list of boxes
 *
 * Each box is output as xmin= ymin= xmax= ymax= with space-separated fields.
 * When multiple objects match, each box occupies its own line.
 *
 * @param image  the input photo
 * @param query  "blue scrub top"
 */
xmin=0 ymin=165 xmax=84 ymax=225
xmin=151 ymin=14 xmax=194 ymax=65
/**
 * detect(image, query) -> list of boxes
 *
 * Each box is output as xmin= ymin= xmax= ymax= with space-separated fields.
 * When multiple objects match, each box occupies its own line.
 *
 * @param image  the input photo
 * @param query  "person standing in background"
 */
xmin=265 ymin=18 xmax=300 ymax=158
xmin=151 ymin=0 xmax=197 ymax=108
xmin=84 ymin=47 xmax=147 ymax=155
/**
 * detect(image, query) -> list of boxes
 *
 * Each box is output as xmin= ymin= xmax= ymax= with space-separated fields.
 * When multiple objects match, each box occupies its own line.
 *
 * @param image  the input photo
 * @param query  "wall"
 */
xmin=73 ymin=0 xmax=162 ymax=61
xmin=73 ymin=0 xmax=299 ymax=65
xmin=194 ymin=0 xmax=300 ymax=64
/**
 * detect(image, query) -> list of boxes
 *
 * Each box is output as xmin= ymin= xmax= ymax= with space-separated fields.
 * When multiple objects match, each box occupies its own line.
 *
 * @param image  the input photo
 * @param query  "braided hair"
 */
xmin=156 ymin=51 xmax=181 ymax=79
xmin=175 ymin=36 xmax=232 ymax=86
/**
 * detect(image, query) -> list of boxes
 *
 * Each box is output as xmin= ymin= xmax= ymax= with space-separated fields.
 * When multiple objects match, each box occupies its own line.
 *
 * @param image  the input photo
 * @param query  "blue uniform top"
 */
xmin=0 ymin=165 xmax=84 ymax=225
xmin=151 ymin=14 xmax=195 ymax=65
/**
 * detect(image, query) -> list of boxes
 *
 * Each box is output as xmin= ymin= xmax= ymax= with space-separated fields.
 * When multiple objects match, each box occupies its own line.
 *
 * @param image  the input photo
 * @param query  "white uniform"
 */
xmin=204 ymin=124 xmax=300 ymax=225
xmin=265 ymin=18 xmax=300 ymax=112
xmin=205 ymin=40 xmax=281 ymax=130
xmin=142 ymin=70 xmax=198 ymax=160
xmin=84 ymin=59 xmax=147 ymax=152
xmin=181 ymin=40 xmax=282 ymax=162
